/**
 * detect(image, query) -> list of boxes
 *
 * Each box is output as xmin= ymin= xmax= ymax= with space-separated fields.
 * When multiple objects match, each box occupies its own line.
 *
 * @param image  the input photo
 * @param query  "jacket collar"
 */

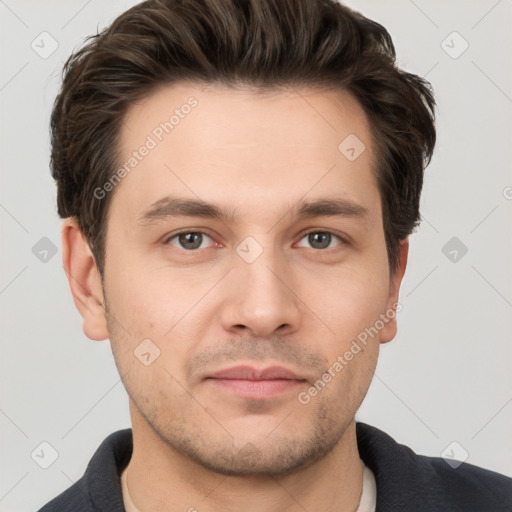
xmin=356 ymin=422 xmax=440 ymax=511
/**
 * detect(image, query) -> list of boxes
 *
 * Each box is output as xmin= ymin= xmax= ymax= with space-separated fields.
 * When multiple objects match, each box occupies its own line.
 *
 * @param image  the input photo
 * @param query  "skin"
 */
xmin=63 ymin=82 xmax=408 ymax=512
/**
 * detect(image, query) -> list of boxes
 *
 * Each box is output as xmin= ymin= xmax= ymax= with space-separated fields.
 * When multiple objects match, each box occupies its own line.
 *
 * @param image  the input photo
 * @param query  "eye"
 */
xmin=165 ymin=230 xmax=344 ymax=252
xmin=296 ymin=231 xmax=343 ymax=250
xmin=166 ymin=232 xmax=215 ymax=251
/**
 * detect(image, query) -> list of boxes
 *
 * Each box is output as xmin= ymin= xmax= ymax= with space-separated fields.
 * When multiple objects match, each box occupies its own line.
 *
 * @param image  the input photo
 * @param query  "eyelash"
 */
xmin=164 ymin=229 xmax=347 ymax=252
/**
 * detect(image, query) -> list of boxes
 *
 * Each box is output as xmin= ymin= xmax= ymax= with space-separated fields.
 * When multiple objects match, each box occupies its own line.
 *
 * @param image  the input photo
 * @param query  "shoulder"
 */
xmin=356 ymin=422 xmax=512 ymax=511
xmin=36 ymin=429 xmax=132 ymax=512
xmin=37 ymin=484 xmax=91 ymax=512
xmin=425 ymin=453 xmax=512 ymax=503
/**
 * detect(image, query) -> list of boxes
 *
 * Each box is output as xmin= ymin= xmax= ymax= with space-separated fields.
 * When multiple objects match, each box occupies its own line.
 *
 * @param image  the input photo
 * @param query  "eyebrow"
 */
xmin=137 ymin=195 xmax=369 ymax=226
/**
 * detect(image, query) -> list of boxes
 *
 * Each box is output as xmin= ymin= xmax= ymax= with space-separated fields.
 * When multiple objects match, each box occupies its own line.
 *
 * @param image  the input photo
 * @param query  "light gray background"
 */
xmin=1 ymin=0 xmax=511 ymax=510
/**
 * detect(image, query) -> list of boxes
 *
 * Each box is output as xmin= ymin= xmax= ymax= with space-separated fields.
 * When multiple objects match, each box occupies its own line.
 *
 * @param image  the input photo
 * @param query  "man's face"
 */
xmin=98 ymin=83 xmax=404 ymax=475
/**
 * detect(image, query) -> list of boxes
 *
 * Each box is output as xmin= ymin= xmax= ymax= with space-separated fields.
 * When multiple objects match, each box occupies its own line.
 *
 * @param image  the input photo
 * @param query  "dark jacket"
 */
xmin=37 ymin=422 xmax=512 ymax=511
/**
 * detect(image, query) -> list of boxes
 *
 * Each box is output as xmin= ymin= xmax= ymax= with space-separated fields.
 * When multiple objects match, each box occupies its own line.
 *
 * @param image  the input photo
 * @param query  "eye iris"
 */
xmin=309 ymin=232 xmax=331 ymax=249
xmin=179 ymin=232 xmax=202 ymax=250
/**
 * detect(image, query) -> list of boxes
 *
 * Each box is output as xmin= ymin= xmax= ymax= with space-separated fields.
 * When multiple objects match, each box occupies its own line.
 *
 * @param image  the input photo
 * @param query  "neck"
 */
xmin=124 ymin=402 xmax=364 ymax=512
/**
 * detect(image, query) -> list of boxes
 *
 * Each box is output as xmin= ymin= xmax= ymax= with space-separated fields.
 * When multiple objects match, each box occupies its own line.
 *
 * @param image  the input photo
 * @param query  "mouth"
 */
xmin=204 ymin=365 xmax=308 ymax=399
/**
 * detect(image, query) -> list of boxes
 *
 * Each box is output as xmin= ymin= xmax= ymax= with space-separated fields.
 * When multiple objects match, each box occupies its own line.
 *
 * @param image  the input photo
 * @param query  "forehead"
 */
xmin=112 ymin=82 xmax=380 ymax=224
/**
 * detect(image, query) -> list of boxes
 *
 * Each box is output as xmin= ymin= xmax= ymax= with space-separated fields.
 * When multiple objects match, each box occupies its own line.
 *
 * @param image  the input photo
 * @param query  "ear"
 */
xmin=380 ymin=238 xmax=409 ymax=344
xmin=61 ymin=218 xmax=109 ymax=341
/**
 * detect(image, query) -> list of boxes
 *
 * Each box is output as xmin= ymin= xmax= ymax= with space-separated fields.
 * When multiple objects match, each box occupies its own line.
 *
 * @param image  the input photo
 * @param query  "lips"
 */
xmin=206 ymin=365 xmax=305 ymax=381
xmin=204 ymin=365 xmax=307 ymax=399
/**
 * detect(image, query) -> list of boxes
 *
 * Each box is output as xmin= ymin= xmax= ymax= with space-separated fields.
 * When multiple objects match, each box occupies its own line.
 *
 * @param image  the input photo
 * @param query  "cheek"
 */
xmin=103 ymin=257 xmax=187 ymax=332
xmin=308 ymin=264 xmax=391 ymax=345
xmin=103 ymin=260 xmax=209 ymax=377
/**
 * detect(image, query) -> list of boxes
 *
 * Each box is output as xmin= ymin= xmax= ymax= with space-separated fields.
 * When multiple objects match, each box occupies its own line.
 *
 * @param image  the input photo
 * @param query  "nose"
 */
xmin=220 ymin=243 xmax=303 ymax=338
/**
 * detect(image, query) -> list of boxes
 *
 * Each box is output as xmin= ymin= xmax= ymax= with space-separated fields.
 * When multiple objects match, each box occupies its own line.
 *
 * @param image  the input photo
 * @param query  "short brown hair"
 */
xmin=50 ymin=0 xmax=436 ymax=276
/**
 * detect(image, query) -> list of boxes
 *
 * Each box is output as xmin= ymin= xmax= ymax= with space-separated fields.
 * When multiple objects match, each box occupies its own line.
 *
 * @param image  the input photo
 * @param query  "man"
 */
xmin=39 ymin=0 xmax=512 ymax=510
